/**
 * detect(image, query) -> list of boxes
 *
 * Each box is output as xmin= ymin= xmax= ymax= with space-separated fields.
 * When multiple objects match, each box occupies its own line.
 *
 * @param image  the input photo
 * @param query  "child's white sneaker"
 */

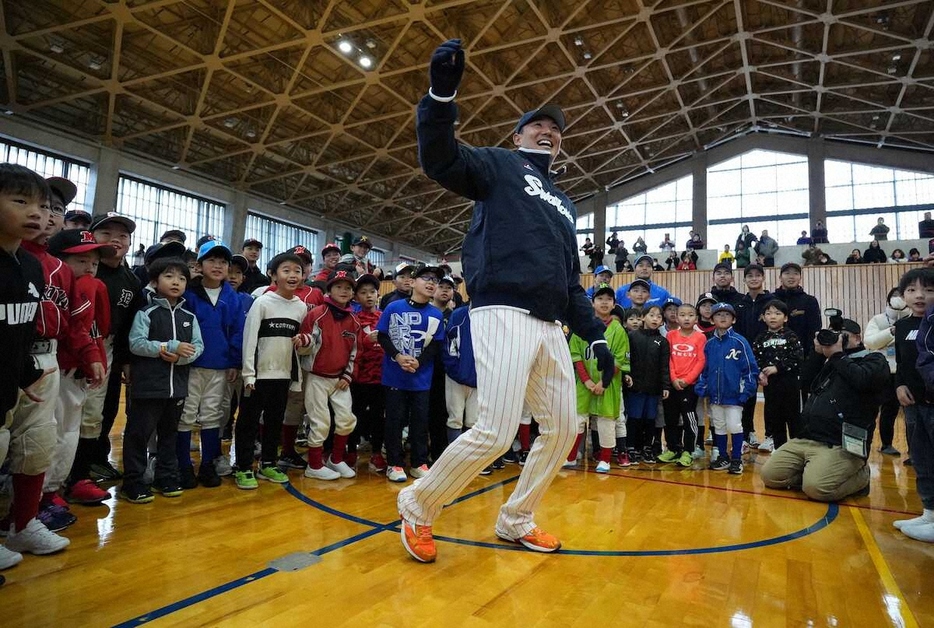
xmin=5 ymin=518 xmax=69 ymax=555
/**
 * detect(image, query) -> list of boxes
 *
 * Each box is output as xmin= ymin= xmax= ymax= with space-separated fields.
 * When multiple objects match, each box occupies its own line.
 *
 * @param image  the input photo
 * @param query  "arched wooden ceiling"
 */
xmin=2 ymin=0 xmax=933 ymax=253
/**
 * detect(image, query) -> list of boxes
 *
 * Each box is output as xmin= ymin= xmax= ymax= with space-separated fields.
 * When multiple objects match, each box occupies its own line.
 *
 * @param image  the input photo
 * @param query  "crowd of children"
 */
xmin=3 ymin=161 xmax=934 ymax=578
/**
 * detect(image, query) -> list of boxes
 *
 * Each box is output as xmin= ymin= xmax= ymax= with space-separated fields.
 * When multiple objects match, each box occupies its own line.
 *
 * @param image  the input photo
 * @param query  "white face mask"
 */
xmin=890 ymin=296 xmax=907 ymax=311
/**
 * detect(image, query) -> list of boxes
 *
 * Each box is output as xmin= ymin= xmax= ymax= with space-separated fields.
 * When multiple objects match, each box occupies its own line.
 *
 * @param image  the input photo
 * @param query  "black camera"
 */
xmin=816 ymin=307 xmax=847 ymax=348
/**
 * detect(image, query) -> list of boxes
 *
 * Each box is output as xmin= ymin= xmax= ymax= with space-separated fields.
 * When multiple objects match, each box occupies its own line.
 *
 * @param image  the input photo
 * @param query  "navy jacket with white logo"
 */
xmin=416 ymin=95 xmax=604 ymax=345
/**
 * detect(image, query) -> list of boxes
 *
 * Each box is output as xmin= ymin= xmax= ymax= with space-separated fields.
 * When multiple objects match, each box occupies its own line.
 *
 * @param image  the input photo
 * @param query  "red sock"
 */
xmin=600 ymin=447 xmax=613 ymax=463
xmin=331 ymin=434 xmax=349 ymax=464
xmin=307 ymin=446 xmax=324 ymax=470
xmin=518 ymin=424 xmax=531 ymax=451
xmin=281 ymin=425 xmax=298 ymax=456
xmin=12 ymin=473 xmax=44 ymax=532
xmin=567 ymin=433 xmax=583 ymax=462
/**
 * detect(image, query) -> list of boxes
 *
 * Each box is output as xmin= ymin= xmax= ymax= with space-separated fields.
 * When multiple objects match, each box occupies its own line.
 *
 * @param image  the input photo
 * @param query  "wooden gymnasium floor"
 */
xmin=1 ymin=404 xmax=932 ymax=628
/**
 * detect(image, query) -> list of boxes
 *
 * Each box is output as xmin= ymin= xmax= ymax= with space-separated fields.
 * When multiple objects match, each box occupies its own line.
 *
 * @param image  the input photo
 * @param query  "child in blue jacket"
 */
xmin=695 ymin=302 xmax=759 ymax=474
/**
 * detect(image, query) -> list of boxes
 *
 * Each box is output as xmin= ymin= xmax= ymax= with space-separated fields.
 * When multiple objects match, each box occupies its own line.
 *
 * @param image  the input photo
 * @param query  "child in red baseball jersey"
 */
xmin=348 ymin=274 xmax=386 ymax=473
xmin=295 ymin=270 xmax=361 ymax=480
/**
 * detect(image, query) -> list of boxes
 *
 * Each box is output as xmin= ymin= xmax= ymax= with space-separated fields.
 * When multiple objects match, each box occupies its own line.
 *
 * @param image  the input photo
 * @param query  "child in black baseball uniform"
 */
xmin=624 ymin=304 xmax=671 ymax=463
xmin=752 ymin=299 xmax=803 ymax=450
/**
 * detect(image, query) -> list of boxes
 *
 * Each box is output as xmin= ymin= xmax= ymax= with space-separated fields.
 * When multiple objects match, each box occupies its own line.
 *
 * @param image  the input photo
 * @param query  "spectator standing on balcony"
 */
xmin=870 ymin=217 xmax=891 ymax=241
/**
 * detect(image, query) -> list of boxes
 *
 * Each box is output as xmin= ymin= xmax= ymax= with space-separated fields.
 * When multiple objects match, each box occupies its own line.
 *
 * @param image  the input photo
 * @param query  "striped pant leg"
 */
xmin=496 ymin=318 xmax=577 ymax=537
xmin=398 ymin=307 xmax=539 ymax=527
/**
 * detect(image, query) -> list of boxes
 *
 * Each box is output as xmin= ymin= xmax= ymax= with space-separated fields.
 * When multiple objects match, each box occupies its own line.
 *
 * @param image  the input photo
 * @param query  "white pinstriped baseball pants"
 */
xmin=398 ymin=306 xmax=577 ymax=537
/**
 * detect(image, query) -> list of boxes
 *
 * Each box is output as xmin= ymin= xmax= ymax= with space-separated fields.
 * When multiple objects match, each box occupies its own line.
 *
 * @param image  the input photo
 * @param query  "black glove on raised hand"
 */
xmin=429 ymin=38 xmax=465 ymax=99
xmin=591 ymin=340 xmax=615 ymax=389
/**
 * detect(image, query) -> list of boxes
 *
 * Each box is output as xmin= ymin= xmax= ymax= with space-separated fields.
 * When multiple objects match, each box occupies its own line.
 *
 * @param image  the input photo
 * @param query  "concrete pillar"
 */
xmin=90 ymin=147 xmax=120 ymax=216
xmin=692 ymin=153 xmax=708 ymax=237
xmin=808 ymin=138 xmax=826 ymax=229
xmin=592 ymin=189 xmax=608 ymax=252
xmin=228 ymin=190 xmax=248 ymax=250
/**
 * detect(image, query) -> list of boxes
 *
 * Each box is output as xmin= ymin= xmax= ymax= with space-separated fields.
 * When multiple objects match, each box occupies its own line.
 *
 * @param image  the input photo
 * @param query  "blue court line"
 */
xmin=114 ymin=474 xmax=838 ymax=626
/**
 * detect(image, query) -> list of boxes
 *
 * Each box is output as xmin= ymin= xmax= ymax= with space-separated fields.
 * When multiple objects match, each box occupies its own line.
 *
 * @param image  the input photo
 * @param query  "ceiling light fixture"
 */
xmin=338 ymin=40 xmax=353 ymax=54
xmin=223 ymin=117 xmax=237 ymax=128
xmin=365 ymin=39 xmax=377 ymax=49
xmin=574 ymin=36 xmax=583 ymax=46
xmin=887 ymin=66 xmax=897 ymax=74
xmin=583 ymin=51 xmax=592 ymax=60
xmin=48 ymin=38 xmax=65 ymax=54
xmin=892 ymin=52 xmax=902 ymax=61
xmin=359 ymin=56 xmax=373 ymax=69
xmin=245 ymin=128 xmax=257 ymax=139
xmin=88 ymin=56 xmax=104 ymax=71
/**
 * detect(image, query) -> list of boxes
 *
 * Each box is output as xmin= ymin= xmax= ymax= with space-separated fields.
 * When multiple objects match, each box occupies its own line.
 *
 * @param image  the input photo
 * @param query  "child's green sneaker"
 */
xmin=234 ymin=470 xmax=259 ymax=490
xmin=677 ymin=451 xmax=694 ymax=467
xmin=656 ymin=450 xmax=679 ymax=463
xmin=258 ymin=465 xmax=289 ymax=484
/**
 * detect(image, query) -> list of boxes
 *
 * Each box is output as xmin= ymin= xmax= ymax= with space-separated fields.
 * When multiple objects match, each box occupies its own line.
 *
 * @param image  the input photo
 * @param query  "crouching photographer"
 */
xmin=760 ymin=310 xmax=889 ymax=501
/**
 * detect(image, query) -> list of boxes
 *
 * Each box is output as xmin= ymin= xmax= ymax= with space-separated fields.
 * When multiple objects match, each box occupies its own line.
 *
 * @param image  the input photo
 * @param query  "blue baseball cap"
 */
xmin=594 ymin=265 xmax=613 ymax=277
xmin=197 ymin=239 xmax=232 ymax=262
xmin=710 ymin=302 xmax=736 ymax=317
xmin=514 ymin=104 xmax=566 ymax=134
xmin=662 ymin=296 xmax=683 ymax=309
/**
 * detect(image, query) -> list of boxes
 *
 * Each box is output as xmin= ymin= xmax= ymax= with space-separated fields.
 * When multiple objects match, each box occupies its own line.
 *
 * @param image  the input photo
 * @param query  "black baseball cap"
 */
xmin=63 ymin=209 xmax=91 ymax=225
xmin=90 ymin=212 xmax=136 ymax=234
xmin=780 ymin=262 xmax=802 ymax=274
xmin=633 ymin=254 xmax=654 ymax=267
xmin=242 ymin=238 xmax=263 ymax=249
xmin=439 ymin=275 xmax=456 ymax=287
xmin=514 ymin=104 xmax=566 ymax=134
xmin=48 ymin=229 xmax=116 ymax=258
xmin=230 ymin=254 xmax=249 ymax=273
xmin=145 ymin=240 xmax=187 ymax=264
xmin=592 ymin=283 xmax=616 ymax=301
xmin=696 ymin=292 xmax=718 ymax=308
xmin=743 ymin=263 xmax=765 ymax=276
xmin=161 ymin=229 xmax=187 ymax=243
xmin=195 ymin=234 xmax=216 ymax=248
xmin=628 ymin=278 xmax=651 ymax=292
xmin=352 ymin=236 xmax=372 ymax=249
xmin=713 ymin=262 xmax=733 ymax=274
xmin=46 ymin=177 xmax=77 ymax=206
xmin=413 ymin=263 xmax=442 ymax=279
xmin=355 ymin=273 xmax=381 ymax=292
xmin=321 ymin=242 xmax=341 ymax=256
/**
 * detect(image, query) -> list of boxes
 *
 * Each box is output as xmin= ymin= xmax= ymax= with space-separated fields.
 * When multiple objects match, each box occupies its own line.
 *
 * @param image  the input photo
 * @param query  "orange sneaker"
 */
xmin=400 ymin=518 xmax=436 ymax=563
xmin=496 ymin=527 xmax=562 ymax=553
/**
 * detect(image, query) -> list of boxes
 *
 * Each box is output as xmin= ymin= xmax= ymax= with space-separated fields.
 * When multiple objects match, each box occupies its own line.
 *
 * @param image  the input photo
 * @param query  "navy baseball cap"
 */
xmin=230 ymin=254 xmax=249 ymax=273
xmin=355 ymin=273 xmax=381 ymax=292
xmin=63 ymin=209 xmax=91 ymax=225
xmin=696 ymin=292 xmax=717 ymax=308
xmin=662 ymin=296 xmax=683 ymax=309
xmin=144 ymin=240 xmax=186 ymax=264
xmin=710 ymin=302 xmax=736 ymax=317
xmin=629 ymin=278 xmax=651 ymax=291
xmin=514 ymin=104 xmax=566 ymax=134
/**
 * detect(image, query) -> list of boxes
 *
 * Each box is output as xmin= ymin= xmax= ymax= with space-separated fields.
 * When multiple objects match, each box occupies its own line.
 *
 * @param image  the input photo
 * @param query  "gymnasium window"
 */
xmin=706 ymin=149 xmax=809 ymax=248
xmin=368 ymin=248 xmax=386 ymax=271
xmin=576 ymin=213 xmax=594 ymax=249
xmin=0 ymin=139 xmax=92 ymax=214
xmin=115 ymin=176 xmax=226 ymax=249
xmin=607 ymin=174 xmax=693 ymax=253
xmin=245 ymin=212 xmax=318 ymax=267
xmin=825 ymin=160 xmax=934 ymax=242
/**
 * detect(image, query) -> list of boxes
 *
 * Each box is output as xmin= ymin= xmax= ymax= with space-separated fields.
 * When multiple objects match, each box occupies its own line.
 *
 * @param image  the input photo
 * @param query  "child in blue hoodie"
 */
xmin=695 ymin=302 xmax=759 ymax=474
xmin=177 ymin=240 xmax=245 ymax=489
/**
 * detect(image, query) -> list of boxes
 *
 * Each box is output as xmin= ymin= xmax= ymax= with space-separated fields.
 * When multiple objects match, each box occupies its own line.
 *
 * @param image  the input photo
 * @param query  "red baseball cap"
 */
xmin=48 ymin=229 xmax=117 ymax=258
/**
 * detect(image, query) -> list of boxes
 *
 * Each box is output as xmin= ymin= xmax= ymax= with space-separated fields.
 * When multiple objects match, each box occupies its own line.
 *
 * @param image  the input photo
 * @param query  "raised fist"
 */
xmin=429 ymin=38 xmax=465 ymax=99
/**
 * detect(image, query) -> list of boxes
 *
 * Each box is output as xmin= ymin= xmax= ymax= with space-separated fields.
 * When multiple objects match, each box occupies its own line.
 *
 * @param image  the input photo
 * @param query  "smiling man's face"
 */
xmin=513 ymin=116 xmax=561 ymax=161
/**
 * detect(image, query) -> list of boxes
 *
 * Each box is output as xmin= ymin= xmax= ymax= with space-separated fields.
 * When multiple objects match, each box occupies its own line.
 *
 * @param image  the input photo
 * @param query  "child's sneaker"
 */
xmin=641 ymin=447 xmax=656 ymax=464
xmin=656 ymin=450 xmax=679 ymax=463
xmin=502 ymin=450 xmax=520 ymax=464
xmin=304 ymin=465 xmax=340 ymax=481
xmin=748 ymin=433 xmax=760 ymax=448
xmin=595 ymin=460 xmax=611 ymax=473
xmin=616 ymin=451 xmax=631 ymax=467
xmin=258 ymin=465 xmax=289 ymax=483
xmin=709 ymin=458 xmax=730 ymax=471
xmin=214 ymin=455 xmax=233 ymax=477
xmin=197 ymin=464 xmax=222 ymax=488
xmin=325 ymin=457 xmax=356 ymax=479
xmin=152 ymin=483 xmax=183 ymax=498
xmin=179 ymin=466 xmax=198 ymax=489
xmin=0 ymin=544 xmax=22 ymax=569
xmin=277 ymin=452 xmax=307 ymax=470
xmin=692 ymin=446 xmax=705 ymax=458
xmin=5 ymin=518 xmax=69 ymax=555
xmin=37 ymin=503 xmax=76 ymax=532
xmin=629 ymin=448 xmax=641 ymax=465
xmin=368 ymin=453 xmax=387 ymax=473
xmin=562 ymin=458 xmax=578 ymax=469
xmin=677 ymin=451 xmax=694 ymax=467
xmin=89 ymin=460 xmax=122 ymax=481
xmin=491 ymin=456 xmax=505 ymax=470
xmin=234 ymin=470 xmax=259 ymax=490
xmin=741 ymin=441 xmax=751 ymax=455
xmin=66 ymin=479 xmax=110 ymax=504
xmin=728 ymin=459 xmax=744 ymax=475
xmin=758 ymin=437 xmax=775 ymax=452
xmin=410 ymin=464 xmax=430 ymax=479
xmin=479 ymin=466 xmax=493 ymax=476
xmin=386 ymin=466 xmax=407 ymax=483
xmin=518 ymin=451 xmax=529 ymax=466
xmin=495 ymin=526 xmax=561 ymax=553
xmin=120 ymin=486 xmax=154 ymax=504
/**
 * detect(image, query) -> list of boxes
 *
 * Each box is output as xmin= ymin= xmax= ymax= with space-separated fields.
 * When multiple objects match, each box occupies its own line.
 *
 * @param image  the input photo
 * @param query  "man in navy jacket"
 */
xmin=397 ymin=38 xmax=614 ymax=564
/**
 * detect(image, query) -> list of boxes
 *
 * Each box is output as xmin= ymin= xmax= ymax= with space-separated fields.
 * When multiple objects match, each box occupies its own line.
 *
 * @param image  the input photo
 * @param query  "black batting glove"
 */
xmin=429 ymin=38 xmax=465 ymax=99
xmin=591 ymin=340 xmax=615 ymax=389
